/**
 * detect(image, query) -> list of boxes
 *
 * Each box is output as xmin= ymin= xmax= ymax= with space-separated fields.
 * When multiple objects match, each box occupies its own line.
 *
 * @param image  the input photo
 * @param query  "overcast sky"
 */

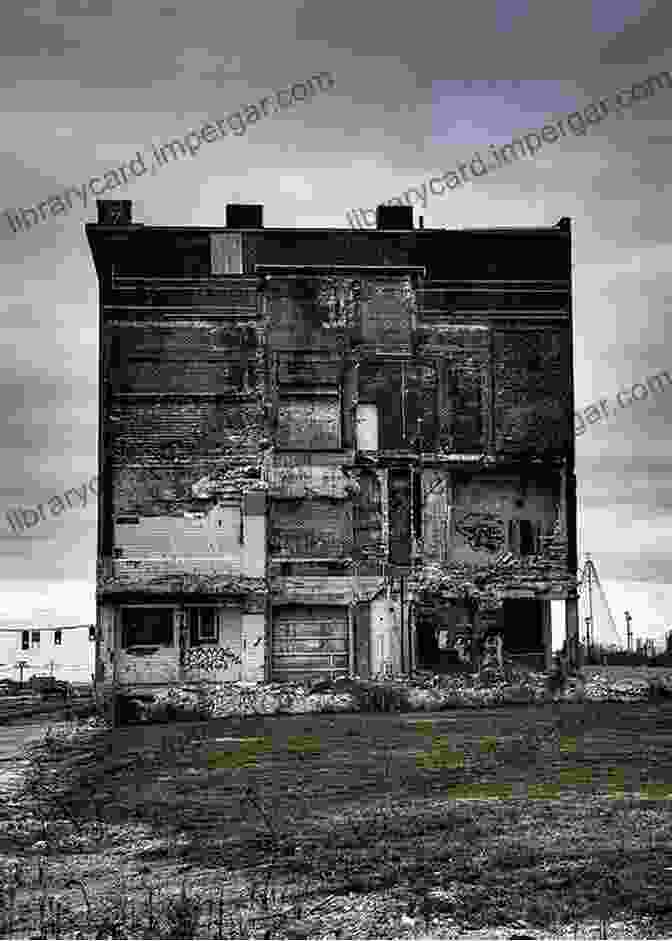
xmin=0 ymin=0 xmax=670 ymax=654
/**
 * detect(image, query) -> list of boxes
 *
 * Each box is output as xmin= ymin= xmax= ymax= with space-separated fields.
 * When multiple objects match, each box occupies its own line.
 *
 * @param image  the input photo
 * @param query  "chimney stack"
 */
xmin=97 ymin=200 xmax=132 ymax=224
xmin=226 ymin=204 xmax=264 ymax=228
xmin=376 ymin=205 xmax=413 ymax=230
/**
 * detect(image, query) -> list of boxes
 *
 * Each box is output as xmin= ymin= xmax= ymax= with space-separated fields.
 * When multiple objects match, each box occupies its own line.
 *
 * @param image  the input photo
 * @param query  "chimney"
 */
xmin=376 ymin=205 xmax=413 ymax=230
xmin=97 ymin=200 xmax=132 ymax=224
xmin=226 ymin=204 xmax=264 ymax=228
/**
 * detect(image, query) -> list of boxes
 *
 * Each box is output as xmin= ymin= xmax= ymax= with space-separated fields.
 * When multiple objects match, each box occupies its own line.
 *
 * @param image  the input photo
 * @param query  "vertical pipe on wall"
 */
xmin=542 ymin=600 xmax=553 ymax=671
xmin=347 ymin=605 xmax=355 ymax=677
xmin=400 ymin=576 xmax=405 ymax=673
xmin=265 ymin=596 xmax=273 ymax=683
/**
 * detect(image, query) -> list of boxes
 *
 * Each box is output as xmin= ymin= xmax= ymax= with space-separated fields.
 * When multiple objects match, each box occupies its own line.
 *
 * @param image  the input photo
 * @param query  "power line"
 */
xmin=0 ymin=624 xmax=93 ymax=633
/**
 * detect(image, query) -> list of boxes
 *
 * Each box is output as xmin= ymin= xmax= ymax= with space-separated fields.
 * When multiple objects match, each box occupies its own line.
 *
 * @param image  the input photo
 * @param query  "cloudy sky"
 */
xmin=0 ymin=0 xmax=670 ymax=656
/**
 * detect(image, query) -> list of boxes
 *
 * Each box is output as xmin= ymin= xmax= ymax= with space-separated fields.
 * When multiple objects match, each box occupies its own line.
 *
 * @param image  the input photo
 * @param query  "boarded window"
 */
xmin=121 ymin=608 xmax=174 ymax=648
xmin=276 ymin=397 xmax=341 ymax=449
xmin=271 ymin=499 xmax=352 ymax=557
xmin=210 ymin=233 xmax=243 ymax=274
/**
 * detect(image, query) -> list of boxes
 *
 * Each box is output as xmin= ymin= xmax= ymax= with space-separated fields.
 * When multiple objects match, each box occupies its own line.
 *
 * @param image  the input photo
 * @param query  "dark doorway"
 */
xmin=502 ymin=599 xmax=546 ymax=670
xmin=415 ymin=603 xmax=473 ymax=674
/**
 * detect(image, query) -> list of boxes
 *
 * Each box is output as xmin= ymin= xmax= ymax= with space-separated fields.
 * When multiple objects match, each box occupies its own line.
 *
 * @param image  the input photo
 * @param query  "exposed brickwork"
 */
xmin=99 ymin=561 xmax=267 ymax=603
xmin=493 ymin=328 xmax=572 ymax=455
xmin=88 ymin=212 xmax=576 ymax=687
xmin=352 ymin=469 xmax=384 ymax=560
xmin=267 ymin=461 xmax=351 ymax=499
xmin=276 ymin=397 xmax=341 ymax=449
xmin=110 ymin=398 xmax=265 ymax=467
xmin=418 ymin=325 xmax=490 ymax=453
xmin=277 ymin=350 xmax=342 ymax=386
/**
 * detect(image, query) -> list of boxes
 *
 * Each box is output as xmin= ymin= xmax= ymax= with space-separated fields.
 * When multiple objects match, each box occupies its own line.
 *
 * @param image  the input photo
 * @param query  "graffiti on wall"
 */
xmin=184 ymin=646 xmax=242 ymax=671
xmin=454 ymin=511 xmax=505 ymax=552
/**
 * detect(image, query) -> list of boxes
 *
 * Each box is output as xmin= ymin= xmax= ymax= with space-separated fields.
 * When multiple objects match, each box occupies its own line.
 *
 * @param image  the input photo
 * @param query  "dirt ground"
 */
xmin=2 ymin=703 xmax=672 ymax=938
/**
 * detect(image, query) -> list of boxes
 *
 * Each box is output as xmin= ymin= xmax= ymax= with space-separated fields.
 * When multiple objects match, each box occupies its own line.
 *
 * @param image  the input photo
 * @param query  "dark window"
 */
xmin=508 ymin=519 xmax=539 ymax=556
xmin=31 ymin=631 xmax=40 ymax=648
xmin=189 ymin=608 xmax=219 ymax=646
xmin=54 ymin=630 xmax=62 ymax=646
xmin=121 ymin=608 xmax=174 ymax=648
xmin=413 ymin=471 xmax=423 ymax=540
xmin=21 ymin=630 xmax=29 ymax=651
xmin=519 ymin=520 xmax=535 ymax=556
xmin=389 ymin=470 xmax=411 ymax=565
xmin=89 ymin=625 xmax=96 ymax=642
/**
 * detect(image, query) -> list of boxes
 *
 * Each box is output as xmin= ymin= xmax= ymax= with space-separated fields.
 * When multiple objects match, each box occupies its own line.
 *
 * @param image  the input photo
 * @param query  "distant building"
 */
xmin=87 ymin=200 xmax=578 ymax=704
xmin=0 ymin=625 xmax=94 ymax=684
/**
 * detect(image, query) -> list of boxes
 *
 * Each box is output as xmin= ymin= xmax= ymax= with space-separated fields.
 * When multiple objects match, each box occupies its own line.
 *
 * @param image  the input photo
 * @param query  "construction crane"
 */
xmin=577 ymin=554 xmax=625 ymax=656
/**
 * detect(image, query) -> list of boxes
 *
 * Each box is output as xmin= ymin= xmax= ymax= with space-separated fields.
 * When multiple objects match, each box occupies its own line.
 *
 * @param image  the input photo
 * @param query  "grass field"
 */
xmin=2 ymin=703 xmax=672 ymax=938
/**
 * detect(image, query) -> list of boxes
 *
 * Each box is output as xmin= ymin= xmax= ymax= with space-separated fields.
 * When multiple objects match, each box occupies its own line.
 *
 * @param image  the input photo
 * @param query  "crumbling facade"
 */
xmin=88 ymin=200 xmax=579 ymax=700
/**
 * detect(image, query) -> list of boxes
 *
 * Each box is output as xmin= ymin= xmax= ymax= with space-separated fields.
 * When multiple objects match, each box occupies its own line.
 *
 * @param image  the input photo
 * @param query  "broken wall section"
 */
xmin=415 ymin=467 xmax=573 ymax=601
xmin=104 ymin=310 xmax=269 ymax=596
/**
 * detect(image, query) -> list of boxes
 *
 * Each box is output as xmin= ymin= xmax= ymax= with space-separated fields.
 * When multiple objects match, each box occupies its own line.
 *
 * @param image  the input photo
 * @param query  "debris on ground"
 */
xmin=109 ymin=662 xmax=672 ymax=722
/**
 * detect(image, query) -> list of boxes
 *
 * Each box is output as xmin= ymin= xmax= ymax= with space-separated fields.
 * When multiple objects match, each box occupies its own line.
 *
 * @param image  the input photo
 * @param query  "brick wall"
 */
xmin=108 ymin=324 xmax=257 ymax=395
xmin=493 ymin=329 xmax=572 ymax=455
xmin=419 ymin=326 xmax=490 ymax=453
xmin=110 ymin=399 xmax=265 ymax=468
xmin=267 ymin=461 xmax=351 ymax=499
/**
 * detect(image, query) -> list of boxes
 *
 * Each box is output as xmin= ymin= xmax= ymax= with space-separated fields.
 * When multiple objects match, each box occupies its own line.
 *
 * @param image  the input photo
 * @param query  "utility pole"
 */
xmin=585 ymin=617 xmax=592 ymax=662
xmin=14 ymin=660 xmax=29 ymax=685
xmin=625 ymin=611 xmax=632 ymax=652
xmin=585 ymin=558 xmax=594 ymax=661
xmin=48 ymin=659 xmax=56 ymax=677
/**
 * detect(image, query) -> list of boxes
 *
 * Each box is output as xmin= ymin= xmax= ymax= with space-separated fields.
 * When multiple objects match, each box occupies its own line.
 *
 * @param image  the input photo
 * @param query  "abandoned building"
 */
xmin=87 ymin=199 xmax=580 ymax=701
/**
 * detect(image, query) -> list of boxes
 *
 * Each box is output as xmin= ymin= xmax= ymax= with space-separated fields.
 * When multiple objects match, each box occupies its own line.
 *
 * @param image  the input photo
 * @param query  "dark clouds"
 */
xmin=0 ymin=0 xmax=670 ymax=632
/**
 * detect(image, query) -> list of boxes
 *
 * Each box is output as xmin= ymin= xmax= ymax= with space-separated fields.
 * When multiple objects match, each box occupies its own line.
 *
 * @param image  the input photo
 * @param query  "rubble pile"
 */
xmin=583 ymin=672 xmax=652 ymax=703
xmin=117 ymin=667 xmax=672 ymax=722
xmin=190 ymin=681 xmax=359 ymax=718
xmin=362 ymin=667 xmax=553 ymax=709
xmin=146 ymin=686 xmax=210 ymax=720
